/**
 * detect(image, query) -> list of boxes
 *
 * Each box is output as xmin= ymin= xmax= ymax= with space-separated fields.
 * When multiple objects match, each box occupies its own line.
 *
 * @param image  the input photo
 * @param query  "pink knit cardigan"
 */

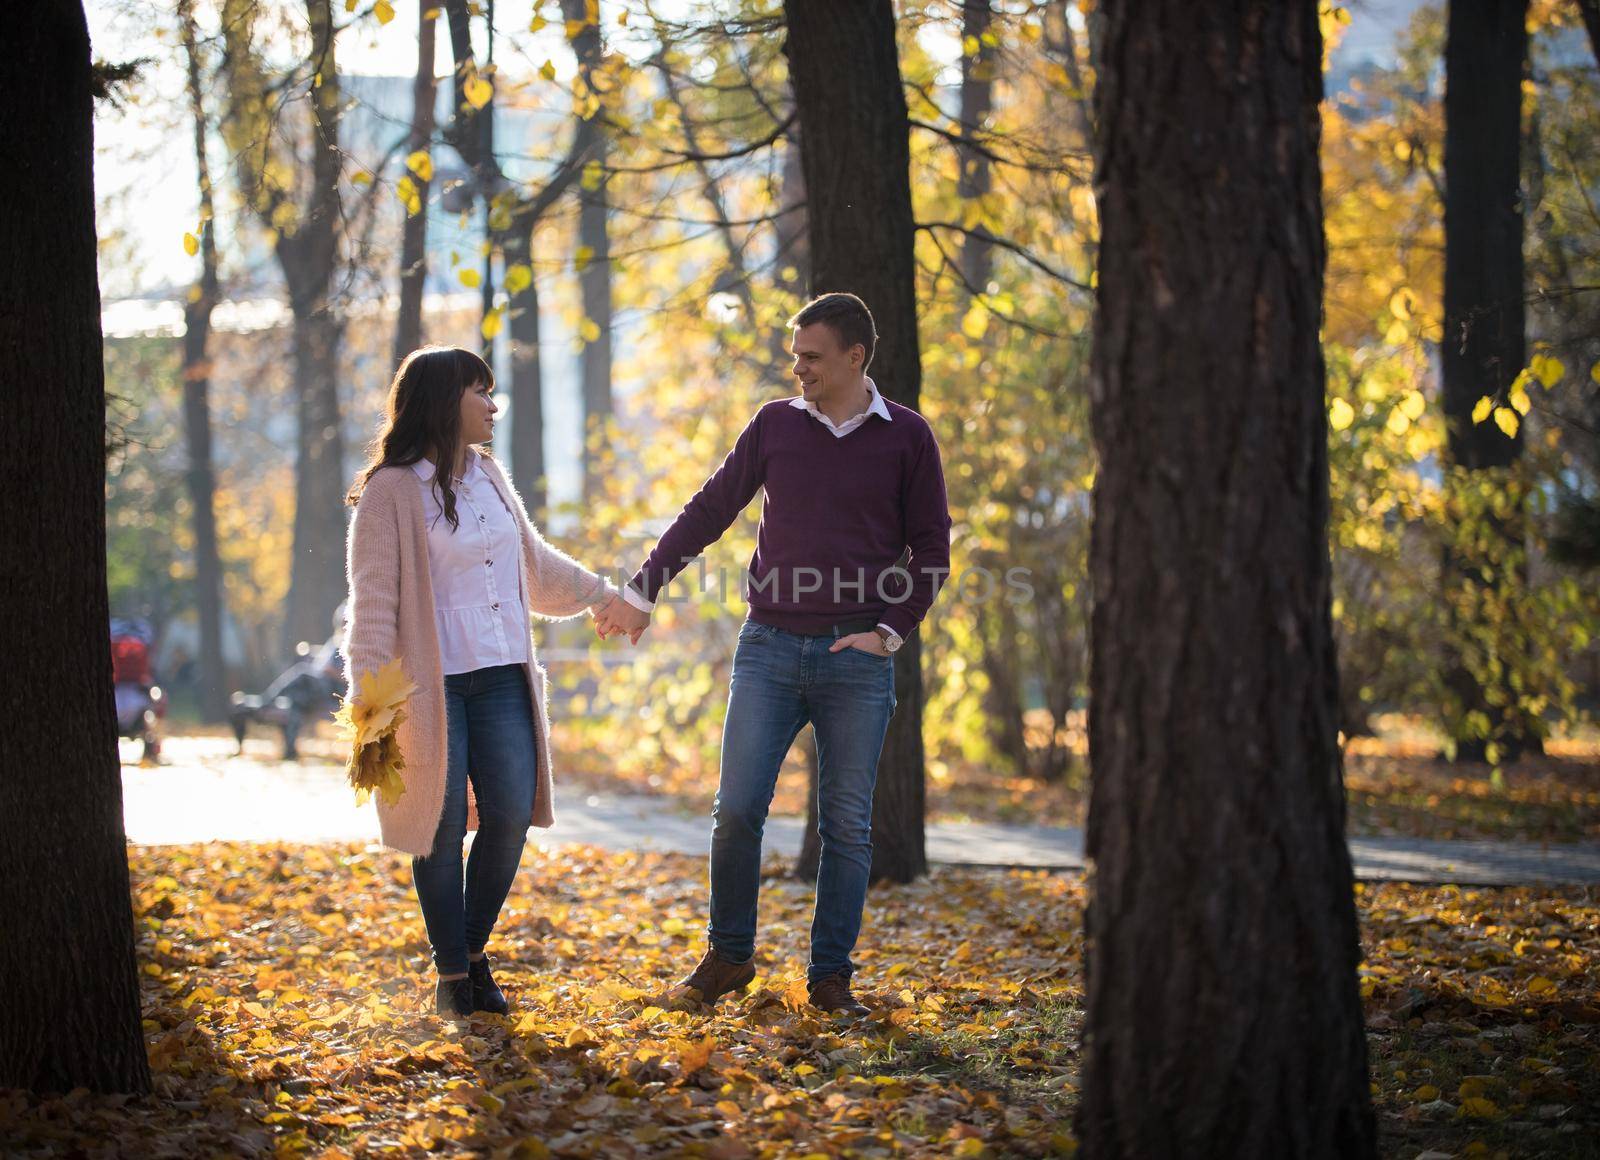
xmin=343 ymin=450 xmax=616 ymax=856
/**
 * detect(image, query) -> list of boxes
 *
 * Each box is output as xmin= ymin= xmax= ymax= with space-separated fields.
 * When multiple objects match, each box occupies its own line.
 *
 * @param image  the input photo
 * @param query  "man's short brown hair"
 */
xmin=788 ymin=292 xmax=878 ymax=369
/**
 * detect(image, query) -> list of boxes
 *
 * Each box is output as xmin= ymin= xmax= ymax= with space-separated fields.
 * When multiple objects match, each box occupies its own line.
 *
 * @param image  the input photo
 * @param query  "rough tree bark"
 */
xmin=784 ymin=0 xmax=927 ymax=884
xmin=179 ymin=0 xmax=228 ymax=722
xmin=1440 ymin=0 xmax=1538 ymax=763
xmin=1079 ymin=2 xmax=1374 ymax=1155
xmin=394 ymin=2 xmax=438 ymax=365
xmin=0 ymin=0 xmax=151 ymax=1094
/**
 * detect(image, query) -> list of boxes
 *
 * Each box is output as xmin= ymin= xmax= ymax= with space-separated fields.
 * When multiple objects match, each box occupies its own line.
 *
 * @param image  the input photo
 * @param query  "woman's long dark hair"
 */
xmin=345 ymin=346 xmax=494 ymax=530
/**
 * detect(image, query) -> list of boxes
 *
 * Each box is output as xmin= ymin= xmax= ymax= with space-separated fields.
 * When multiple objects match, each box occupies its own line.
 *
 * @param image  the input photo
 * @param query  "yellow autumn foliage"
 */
xmin=335 ymin=658 xmax=418 ymax=806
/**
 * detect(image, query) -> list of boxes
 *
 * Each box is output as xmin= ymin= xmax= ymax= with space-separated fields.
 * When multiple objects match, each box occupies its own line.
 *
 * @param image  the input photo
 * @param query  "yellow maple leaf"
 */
xmin=463 ymin=74 xmax=493 ymax=110
xmin=1530 ymin=353 xmax=1564 ymax=387
xmin=676 ymin=1034 xmax=715 ymax=1074
xmin=1328 ymin=397 xmax=1355 ymax=432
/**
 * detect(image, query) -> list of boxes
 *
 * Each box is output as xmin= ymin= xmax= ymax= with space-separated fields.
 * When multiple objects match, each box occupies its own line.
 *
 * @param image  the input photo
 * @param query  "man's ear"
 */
xmin=850 ymin=344 xmax=866 ymax=369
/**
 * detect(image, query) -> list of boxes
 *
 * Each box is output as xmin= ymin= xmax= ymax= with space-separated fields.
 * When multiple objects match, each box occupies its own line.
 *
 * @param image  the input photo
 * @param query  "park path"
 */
xmin=121 ymin=738 xmax=1600 ymax=887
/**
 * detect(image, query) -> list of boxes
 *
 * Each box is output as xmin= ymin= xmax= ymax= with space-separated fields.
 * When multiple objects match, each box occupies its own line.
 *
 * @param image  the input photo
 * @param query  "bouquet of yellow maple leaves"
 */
xmin=334 ymin=657 xmax=418 ymax=807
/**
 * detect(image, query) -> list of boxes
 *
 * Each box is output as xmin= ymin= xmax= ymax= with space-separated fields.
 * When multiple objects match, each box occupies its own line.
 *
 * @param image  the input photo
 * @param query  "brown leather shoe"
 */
xmin=808 ymin=972 xmax=869 ymax=1017
xmin=671 ymin=945 xmax=756 ymax=1006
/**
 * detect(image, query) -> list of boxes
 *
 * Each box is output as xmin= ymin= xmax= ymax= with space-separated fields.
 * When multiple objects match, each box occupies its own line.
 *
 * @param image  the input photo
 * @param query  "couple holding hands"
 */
xmin=343 ymin=292 xmax=952 ymax=1019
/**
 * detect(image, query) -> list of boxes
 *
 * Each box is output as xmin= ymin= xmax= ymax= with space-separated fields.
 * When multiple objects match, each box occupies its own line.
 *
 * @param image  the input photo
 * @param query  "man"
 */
xmin=596 ymin=292 xmax=951 ymax=1017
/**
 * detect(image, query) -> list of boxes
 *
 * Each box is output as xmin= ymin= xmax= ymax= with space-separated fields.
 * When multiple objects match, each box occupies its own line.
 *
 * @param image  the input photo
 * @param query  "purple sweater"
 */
xmin=629 ymin=397 xmax=952 ymax=638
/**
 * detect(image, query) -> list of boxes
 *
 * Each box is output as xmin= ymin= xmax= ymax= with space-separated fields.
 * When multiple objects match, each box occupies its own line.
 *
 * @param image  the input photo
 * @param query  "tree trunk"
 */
xmin=979 ymin=584 xmax=1031 ymax=776
xmin=957 ymin=0 xmax=996 ymax=295
xmin=1440 ymin=0 xmax=1537 ymax=763
xmin=775 ymin=125 xmax=810 ymax=298
xmin=179 ymin=0 xmax=228 ymax=722
xmin=784 ymin=0 xmax=927 ymax=884
xmin=562 ymin=0 xmax=614 ymax=497
xmin=1442 ymin=0 xmax=1526 ymax=474
xmin=1079 ymin=3 xmax=1373 ymax=1156
xmin=577 ymin=151 xmax=613 ymax=494
xmin=282 ymin=271 xmax=347 ymax=653
xmin=0 ymin=0 xmax=151 ymax=1095
xmin=280 ymin=0 xmax=347 ymax=654
xmin=505 ymin=220 xmax=547 ymax=519
xmin=219 ymin=0 xmax=347 ymax=657
xmin=395 ymin=3 xmax=437 ymax=365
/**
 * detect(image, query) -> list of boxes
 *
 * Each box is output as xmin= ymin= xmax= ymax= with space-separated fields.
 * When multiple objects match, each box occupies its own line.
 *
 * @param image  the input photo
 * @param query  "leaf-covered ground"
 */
xmin=1343 ymin=735 xmax=1600 ymax=844
xmin=4 ymin=844 xmax=1597 ymax=1157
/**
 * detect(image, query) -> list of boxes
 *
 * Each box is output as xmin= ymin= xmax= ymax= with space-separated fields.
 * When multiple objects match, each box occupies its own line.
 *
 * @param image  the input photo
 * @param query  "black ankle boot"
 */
xmin=468 ymin=954 xmax=509 ymax=1015
xmin=434 ymin=974 xmax=474 ymax=1018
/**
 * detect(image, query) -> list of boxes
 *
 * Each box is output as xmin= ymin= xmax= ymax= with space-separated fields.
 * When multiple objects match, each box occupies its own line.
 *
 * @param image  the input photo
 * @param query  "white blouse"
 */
xmin=412 ymin=457 xmax=530 ymax=676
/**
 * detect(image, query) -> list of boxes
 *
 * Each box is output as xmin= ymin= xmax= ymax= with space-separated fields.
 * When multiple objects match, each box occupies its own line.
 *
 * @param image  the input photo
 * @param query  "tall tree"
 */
xmin=1439 ymin=0 xmax=1537 ymax=762
xmin=178 ymin=0 xmax=228 ymax=722
xmin=561 ymin=0 xmax=615 ymax=496
xmin=0 ymin=0 xmax=150 ymax=1094
xmin=784 ymin=0 xmax=928 ymax=883
xmin=220 ymin=0 xmax=348 ymax=655
xmin=394 ymin=2 xmax=438 ymax=365
xmin=443 ymin=0 xmax=591 ymax=516
xmin=1079 ymin=2 xmax=1374 ymax=1154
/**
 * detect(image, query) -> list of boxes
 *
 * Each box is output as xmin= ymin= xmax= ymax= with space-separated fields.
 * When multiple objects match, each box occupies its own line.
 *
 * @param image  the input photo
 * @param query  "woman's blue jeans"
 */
xmin=411 ymin=663 xmax=537 ymax=977
xmin=709 ymin=621 xmax=896 ymax=983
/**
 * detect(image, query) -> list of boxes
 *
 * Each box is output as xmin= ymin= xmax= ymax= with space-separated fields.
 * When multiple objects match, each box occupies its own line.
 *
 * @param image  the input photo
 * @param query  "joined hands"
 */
xmin=593 ymin=593 xmax=651 ymax=644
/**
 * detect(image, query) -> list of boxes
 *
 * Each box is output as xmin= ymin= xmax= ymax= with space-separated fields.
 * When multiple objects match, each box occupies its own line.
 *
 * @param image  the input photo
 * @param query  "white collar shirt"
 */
xmin=787 ymin=375 xmax=893 ymax=438
xmin=412 ymin=455 xmax=530 ymax=675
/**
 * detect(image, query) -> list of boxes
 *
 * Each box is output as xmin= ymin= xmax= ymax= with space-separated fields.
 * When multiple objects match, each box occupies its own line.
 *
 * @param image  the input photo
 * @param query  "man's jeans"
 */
xmin=709 ymin=621 xmax=897 ymax=983
xmin=412 ymin=664 xmax=538 ymax=978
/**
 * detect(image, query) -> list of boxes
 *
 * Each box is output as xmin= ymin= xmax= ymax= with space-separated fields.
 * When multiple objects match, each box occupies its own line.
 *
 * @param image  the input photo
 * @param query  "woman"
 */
xmin=343 ymin=346 xmax=621 ymax=1018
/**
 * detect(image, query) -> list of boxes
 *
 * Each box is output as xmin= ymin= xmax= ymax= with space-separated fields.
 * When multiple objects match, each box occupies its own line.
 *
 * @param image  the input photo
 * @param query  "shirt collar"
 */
xmin=410 ymin=452 xmax=479 ymax=487
xmin=788 ymin=376 xmax=893 ymax=424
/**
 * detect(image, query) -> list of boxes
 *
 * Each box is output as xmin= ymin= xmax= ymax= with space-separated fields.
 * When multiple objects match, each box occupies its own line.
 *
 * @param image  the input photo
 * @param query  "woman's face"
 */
xmin=458 ymin=379 xmax=498 ymax=446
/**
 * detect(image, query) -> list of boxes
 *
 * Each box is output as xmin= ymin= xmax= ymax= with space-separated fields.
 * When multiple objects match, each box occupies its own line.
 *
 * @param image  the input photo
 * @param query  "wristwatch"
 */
xmin=874 ymin=626 xmax=903 ymax=654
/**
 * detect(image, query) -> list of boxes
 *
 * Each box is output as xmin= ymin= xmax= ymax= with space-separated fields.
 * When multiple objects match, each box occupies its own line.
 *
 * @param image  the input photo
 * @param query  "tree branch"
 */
xmin=917 ymin=220 xmax=1091 ymax=290
xmin=606 ymin=112 xmax=795 ymax=175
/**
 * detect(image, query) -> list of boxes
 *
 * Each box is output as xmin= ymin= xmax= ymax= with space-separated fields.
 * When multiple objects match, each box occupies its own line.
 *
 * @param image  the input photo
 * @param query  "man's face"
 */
xmin=790 ymin=322 xmax=863 ymax=403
